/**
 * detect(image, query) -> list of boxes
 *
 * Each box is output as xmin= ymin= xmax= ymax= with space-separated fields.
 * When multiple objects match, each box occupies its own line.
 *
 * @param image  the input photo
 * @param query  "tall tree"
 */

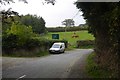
xmin=20 ymin=14 xmax=46 ymax=34
xmin=62 ymin=19 xmax=74 ymax=27
xmin=75 ymin=2 xmax=120 ymax=77
xmin=62 ymin=19 xmax=74 ymax=32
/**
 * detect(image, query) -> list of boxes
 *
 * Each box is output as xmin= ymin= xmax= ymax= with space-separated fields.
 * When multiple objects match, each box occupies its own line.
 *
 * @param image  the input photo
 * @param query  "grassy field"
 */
xmin=44 ymin=31 xmax=94 ymax=43
xmin=42 ymin=31 xmax=94 ymax=48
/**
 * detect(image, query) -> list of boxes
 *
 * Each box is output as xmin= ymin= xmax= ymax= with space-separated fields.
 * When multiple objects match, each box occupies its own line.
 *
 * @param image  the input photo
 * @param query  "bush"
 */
xmin=76 ymin=40 xmax=94 ymax=48
xmin=2 ymin=22 xmax=68 ymax=56
xmin=2 ymin=34 xmax=19 ymax=53
xmin=86 ymin=52 xmax=112 ymax=78
xmin=2 ymin=22 xmax=34 ymax=53
xmin=2 ymin=34 xmax=68 ymax=56
xmin=24 ymin=38 xmax=49 ymax=49
xmin=6 ymin=22 xmax=34 ymax=46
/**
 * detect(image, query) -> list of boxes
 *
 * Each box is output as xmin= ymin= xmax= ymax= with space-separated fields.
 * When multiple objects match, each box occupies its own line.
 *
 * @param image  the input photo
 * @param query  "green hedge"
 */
xmin=47 ymin=26 xmax=88 ymax=32
xmin=2 ymin=34 xmax=68 ymax=54
xmin=76 ymin=40 xmax=94 ymax=48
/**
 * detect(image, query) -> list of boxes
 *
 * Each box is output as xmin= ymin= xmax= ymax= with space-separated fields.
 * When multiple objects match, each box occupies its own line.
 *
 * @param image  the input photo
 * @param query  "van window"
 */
xmin=52 ymin=44 xmax=60 ymax=48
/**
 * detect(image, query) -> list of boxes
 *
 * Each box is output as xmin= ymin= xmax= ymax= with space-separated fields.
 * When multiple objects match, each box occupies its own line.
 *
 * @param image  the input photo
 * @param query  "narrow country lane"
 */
xmin=2 ymin=49 xmax=93 ymax=79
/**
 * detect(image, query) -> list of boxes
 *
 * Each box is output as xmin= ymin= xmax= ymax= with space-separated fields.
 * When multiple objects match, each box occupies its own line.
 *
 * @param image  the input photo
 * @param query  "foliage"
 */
xmin=0 ymin=0 xmax=27 ymax=23
xmin=2 ymin=22 xmax=68 ymax=55
xmin=25 ymin=37 xmax=49 ymax=48
xmin=6 ymin=22 xmax=33 ymax=46
xmin=62 ymin=19 xmax=75 ymax=32
xmin=2 ymin=33 xmax=19 ymax=50
xmin=47 ymin=26 xmax=88 ymax=32
xmin=19 ymin=14 xmax=46 ymax=34
xmin=86 ymin=52 xmax=112 ymax=78
xmin=2 ymin=34 xmax=68 ymax=56
xmin=62 ymin=19 xmax=74 ymax=27
xmin=2 ymin=22 xmax=34 ymax=53
xmin=75 ymin=2 xmax=120 ymax=77
xmin=2 ymin=17 xmax=12 ymax=34
xmin=0 ymin=0 xmax=28 ymax=5
xmin=41 ymin=31 xmax=94 ymax=48
xmin=2 ymin=14 xmax=46 ymax=34
xmin=78 ymin=24 xmax=88 ymax=29
xmin=44 ymin=0 xmax=56 ymax=5
xmin=76 ymin=40 xmax=94 ymax=48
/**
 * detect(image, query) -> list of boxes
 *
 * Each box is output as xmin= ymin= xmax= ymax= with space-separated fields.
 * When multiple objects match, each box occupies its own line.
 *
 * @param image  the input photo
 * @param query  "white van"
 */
xmin=49 ymin=42 xmax=65 ymax=53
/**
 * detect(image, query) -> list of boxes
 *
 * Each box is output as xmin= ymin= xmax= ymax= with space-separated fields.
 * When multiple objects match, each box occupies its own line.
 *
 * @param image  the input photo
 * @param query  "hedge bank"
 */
xmin=76 ymin=40 xmax=94 ymax=48
xmin=2 ymin=34 xmax=68 ymax=57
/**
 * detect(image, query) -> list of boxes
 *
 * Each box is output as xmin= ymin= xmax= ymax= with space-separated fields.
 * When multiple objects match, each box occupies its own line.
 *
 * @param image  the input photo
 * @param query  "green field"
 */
xmin=43 ymin=31 xmax=94 ymax=47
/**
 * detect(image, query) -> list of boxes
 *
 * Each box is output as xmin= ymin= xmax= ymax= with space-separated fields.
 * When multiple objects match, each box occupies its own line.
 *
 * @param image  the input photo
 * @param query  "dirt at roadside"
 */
xmin=67 ymin=53 xmax=90 ymax=78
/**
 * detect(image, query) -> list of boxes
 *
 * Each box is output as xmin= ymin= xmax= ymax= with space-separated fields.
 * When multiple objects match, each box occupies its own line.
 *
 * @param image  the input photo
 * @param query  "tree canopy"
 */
xmin=2 ymin=14 xmax=46 ymax=34
xmin=75 ymin=2 xmax=120 ymax=77
xmin=62 ymin=19 xmax=74 ymax=27
xmin=20 ymin=14 xmax=46 ymax=34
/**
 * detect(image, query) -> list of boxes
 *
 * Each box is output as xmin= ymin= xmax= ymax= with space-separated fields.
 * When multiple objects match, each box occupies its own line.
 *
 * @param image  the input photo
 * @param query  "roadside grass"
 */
xmin=2 ymin=51 xmax=50 ymax=58
xmin=86 ymin=52 xmax=111 ymax=78
xmin=65 ymin=45 xmax=76 ymax=51
xmin=42 ymin=31 xmax=94 ymax=48
xmin=78 ymin=45 xmax=94 ymax=49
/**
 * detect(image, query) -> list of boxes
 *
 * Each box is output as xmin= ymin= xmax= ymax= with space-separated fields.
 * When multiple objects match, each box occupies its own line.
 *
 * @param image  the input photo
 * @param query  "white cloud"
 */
xmin=2 ymin=0 xmax=86 ymax=27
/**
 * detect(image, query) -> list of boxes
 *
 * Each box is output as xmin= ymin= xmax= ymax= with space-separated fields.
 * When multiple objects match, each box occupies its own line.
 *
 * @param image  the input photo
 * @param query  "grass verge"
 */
xmin=86 ymin=52 xmax=111 ymax=78
xmin=66 ymin=46 xmax=75 ymax=51
xmin=77 ymin=45 xmax=94 ymax=49
xmin=2 ymin=51 xmax=50 ymax=58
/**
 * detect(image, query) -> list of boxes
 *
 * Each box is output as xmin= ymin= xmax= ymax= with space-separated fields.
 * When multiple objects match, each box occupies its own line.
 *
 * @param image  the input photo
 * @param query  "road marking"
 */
xmin=16 ymin=75 xmax=26 ymax=80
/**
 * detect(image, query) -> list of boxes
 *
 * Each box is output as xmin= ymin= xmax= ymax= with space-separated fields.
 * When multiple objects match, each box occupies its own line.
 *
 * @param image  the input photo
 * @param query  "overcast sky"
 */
xmin=3 ymin=0 xmax=86 ymax=27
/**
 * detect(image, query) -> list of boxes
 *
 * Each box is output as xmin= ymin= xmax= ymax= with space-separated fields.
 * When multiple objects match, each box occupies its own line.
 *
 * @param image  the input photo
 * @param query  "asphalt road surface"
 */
xmin=2 ymin=49 xmax=93 ymax=79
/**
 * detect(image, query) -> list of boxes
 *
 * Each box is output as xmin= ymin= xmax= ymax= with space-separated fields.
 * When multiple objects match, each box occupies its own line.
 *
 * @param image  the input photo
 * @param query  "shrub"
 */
xmin=24 ymin=37 xmax=49 ymax=50
xmin=86 ymin=52 xmax=112 ymax=78
xmin=2 ymin=23 xmax=68 ymax=55
xmin=76 ymin=40 xmax=94 ymax=48
xmin=2 ymin=22 xmax=34 ymax=53
xmin=2 ymin=34 xmax=19 ymax=53
xmin=3 ymin=34 xmax=68 ymax=55
xmin=6 ymin=22 xmax=34 ymax=46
